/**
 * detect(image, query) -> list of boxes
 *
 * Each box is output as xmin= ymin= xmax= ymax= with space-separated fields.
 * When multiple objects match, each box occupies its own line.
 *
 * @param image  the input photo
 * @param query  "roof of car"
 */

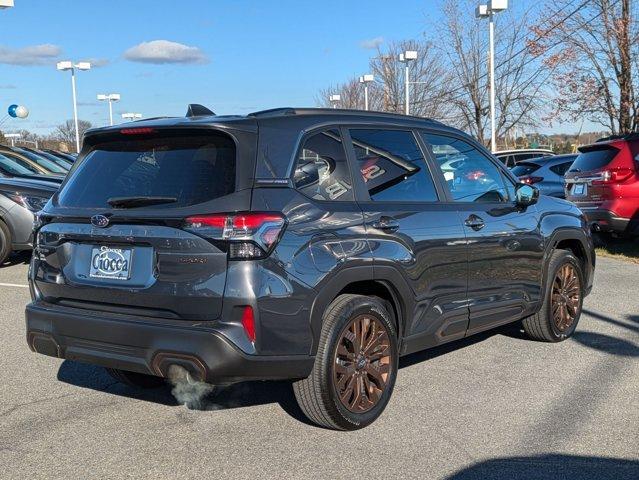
xmin=493 ymin=148 xmax=555 ymax=155
xmin=84 ymin=107 xmax=464 ymax=138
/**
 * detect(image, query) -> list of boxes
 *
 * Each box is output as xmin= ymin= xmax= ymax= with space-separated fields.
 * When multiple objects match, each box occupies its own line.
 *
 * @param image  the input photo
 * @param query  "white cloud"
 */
xmin=360 ymin=37 xmax=384 ymax=50
xmin=81 ymin=57 xmax=110 ymax=68
xmin=0 ymin=44 xmax=61 ymax=66
xmin=123 ymin=40 xmax=208 ymax=65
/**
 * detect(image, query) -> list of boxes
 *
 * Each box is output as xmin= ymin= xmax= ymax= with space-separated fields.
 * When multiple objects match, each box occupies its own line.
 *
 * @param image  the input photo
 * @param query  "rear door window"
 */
xmin=293 ymin=129 xmax=354 ymax=201
xmin=57 ymin=131 xmax=236 ymax=208
xmin=570 ymin=145 xmax=619 ymax=172
xmin=349 ymin=129 xmax=438 ymax=202
xmin=0 ymin=154 xmax=36 ymax=175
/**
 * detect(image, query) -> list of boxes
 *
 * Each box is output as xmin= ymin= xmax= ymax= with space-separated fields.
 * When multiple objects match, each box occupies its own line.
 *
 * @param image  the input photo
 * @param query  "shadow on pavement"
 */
xmin=56 ymin=359 xmax=313 ymax=425
xmin=1 ymin=250 xmax=31 ymax=268
xmin=445 ymin=454 xmax=639 ymax=480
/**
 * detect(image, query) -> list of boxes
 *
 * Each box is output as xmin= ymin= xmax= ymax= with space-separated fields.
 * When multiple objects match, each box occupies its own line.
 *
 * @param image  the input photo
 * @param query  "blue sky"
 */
xmin=0 ymin=0 xmax=437 ymax=134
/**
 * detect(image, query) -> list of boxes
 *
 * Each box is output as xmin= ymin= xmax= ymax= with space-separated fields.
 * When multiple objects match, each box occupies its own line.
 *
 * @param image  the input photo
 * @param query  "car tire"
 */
xmin=293 ymin=294 xmax=398 ymax=430
xmin=522 ymin=250 xmax=584 ymax=342
xmin=0 ymin=220 xmax=12 ymax=266
xmin=106 ymin=368 xmax=165 ymax=389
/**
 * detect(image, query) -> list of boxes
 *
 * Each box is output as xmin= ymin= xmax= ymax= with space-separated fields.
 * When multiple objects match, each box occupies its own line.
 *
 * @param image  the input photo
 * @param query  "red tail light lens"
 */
xmin=519 ymin=176 xmax=543 ymax=185
xmin=120 ymin=127 xmax=155 ymax=135
xmin=184 ymin=212 xmax=286 ymax=259
xmin=241 ymin=306 xmax=256 ymax=343
xmin=465 ymin=170 xmax=486 ymax=181
xmin=592 ymin=167 xmax=634 ymax=185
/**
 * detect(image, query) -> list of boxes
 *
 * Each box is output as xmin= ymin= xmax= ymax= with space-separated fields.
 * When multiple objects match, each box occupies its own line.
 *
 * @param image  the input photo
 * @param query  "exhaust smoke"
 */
xmin=167 ymin=365 xmax=216 ymax=410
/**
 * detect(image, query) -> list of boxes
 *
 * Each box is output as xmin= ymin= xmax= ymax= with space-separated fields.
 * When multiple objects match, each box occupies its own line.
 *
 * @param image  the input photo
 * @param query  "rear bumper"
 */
xmin=25 ymin=302 xmax=314 ymax=385
xmin=579 ymin=208 xmax=631 ymax=234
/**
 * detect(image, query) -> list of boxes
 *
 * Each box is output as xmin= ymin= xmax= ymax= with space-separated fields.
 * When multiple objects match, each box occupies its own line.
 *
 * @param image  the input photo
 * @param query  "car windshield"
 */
xmin=511 ymin=162 xmax=542 ymax=176
xmin=0 ymin=154 xmax=34 ymax=175
xmin=12 ymin=148 xmax=67 ymax=174
xmin=57 ymin=131 xmax=237 ymax=209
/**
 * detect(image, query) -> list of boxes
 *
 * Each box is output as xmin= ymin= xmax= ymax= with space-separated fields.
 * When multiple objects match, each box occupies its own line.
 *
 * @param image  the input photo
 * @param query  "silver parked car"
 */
xmin=511 ymin=154 xmax=578 ymax=198
xmin=0 ymin=177 xmax=58 ymax=264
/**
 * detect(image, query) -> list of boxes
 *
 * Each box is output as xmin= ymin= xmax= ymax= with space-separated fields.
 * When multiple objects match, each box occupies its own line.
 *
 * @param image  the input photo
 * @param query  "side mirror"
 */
xmin=515 ymin=183 xmax=539 ymax=207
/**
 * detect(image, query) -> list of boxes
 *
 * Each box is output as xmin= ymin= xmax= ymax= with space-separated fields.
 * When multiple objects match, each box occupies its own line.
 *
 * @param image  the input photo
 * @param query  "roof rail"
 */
xmin=186 ymin=104 xmax=215 ymax=117
xmin=247 ymin=106 xmax=441 ymax=123
xmin=596 ymin=132 xmax=639 ymax=143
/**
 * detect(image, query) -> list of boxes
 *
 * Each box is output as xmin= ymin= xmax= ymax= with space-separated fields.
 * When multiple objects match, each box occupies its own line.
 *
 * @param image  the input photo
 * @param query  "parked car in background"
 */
xmin=0 ymin=177 xmax=58 ymax=264
xmin=0 ymin=153 xmax=64 ymax=184
xmin=21 ymin=147 xmax=73 ymax=170
xmin=0 ymin=148 xmax=65 ymax=179
xmin=43 ymin=149 xmax=76 ymax=164
xmin=511 ymin=154 xmax=577 ymax=198
xmin=565 ymin=133 xmax=639 ymax=237
xmin=2 ymin=146 xmax=68 ymax=175
xmin=26 ymin=106 xmax=594 ymax=430
xmin=494 ymin=148 xmax=555 ymax=168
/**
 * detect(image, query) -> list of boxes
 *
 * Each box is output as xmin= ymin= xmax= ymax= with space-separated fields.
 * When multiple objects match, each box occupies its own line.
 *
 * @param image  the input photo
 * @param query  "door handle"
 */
xmin=464 ymin=214 xmax=485 ymax=230
xmin=372 ymin=216 xmax=400 ymax=233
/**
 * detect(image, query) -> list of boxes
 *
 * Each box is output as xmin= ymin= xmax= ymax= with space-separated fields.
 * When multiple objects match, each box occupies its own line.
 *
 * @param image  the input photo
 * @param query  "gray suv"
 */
xmin=26 ymin=107 xmax=595 ymax=430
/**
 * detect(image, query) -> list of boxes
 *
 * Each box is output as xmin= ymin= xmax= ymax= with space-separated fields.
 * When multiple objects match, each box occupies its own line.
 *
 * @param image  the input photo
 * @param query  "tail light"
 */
xmin=120 ymin=127 xmax=155 ymax=135
xmin=519 ymin=176 xmax=543 ymax=185
xmin=592 ymin=168 xmax=634 ymax=185
xmin=184 ymin=212 xmax=286 ymax=260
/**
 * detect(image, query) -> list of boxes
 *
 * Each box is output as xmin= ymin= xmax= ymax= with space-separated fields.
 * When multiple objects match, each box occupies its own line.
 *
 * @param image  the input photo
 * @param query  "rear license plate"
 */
xmin=573 ymin=183 xmax=586 ymax=196
xmin=89 ymin=246 xmax=133 ymax=280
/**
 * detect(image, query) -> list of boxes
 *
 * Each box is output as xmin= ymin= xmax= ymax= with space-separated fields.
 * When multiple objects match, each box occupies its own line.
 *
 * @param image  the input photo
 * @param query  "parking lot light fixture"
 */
xmin=329 ymin=94 xmax=341 ymax=109
xmin=56 ymin=60 xmax=92 ymax=153
xmin=359 ymin=74 xmax=374 ymax=111
xmin=399 ymin=50 xmax=418 ymax=115
xmin=477 ymin=0 xmax=508 ymax=152
xmin=122 ymin=113 xmax=142 ymax=121
xmin=97 ymin=93 xmax=121 ymax=126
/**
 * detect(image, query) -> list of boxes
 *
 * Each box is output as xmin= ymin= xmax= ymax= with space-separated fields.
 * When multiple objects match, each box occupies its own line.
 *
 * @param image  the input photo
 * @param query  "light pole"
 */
xmin=359 ymin=74 xmax=374 ymax=111
xmin=56 ymin=61 xmax=91 ymax=153
xmin=399 ymin=50 xmax=418 ymax=115
xmin=0 ymin=1 xmax=14 ymax=9
xmin=329 ymin=94 xmax=341 ymax=109
xmin=477 ymin=0 xmax=507 ymax=152
xmin=122 ymin=113 xmax=142 ymax=121
xmin=97 ymin=93 xmax=121 ymax=126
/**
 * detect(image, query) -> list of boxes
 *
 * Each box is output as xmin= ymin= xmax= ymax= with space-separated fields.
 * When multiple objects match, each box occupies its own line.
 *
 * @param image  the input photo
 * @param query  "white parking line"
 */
xmin=0 ymin=283 xmax=29 ymax=289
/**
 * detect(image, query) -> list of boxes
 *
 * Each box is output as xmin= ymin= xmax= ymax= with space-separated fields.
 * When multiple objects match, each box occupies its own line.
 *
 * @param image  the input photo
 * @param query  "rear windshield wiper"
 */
xmin=107 ymin=196 xmax=177 ymax=208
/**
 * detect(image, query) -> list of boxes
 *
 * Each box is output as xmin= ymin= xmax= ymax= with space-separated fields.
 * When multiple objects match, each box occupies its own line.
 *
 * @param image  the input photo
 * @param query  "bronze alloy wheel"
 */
xmin=333 ymin=314 xmax=392 ymax=413
xmin=551 ymin=263 xmax=581 ymax=332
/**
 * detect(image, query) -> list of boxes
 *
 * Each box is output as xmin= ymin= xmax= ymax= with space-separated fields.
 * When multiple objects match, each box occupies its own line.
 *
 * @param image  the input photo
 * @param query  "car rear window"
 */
xmin=511 ymin=162 xmax=541 ymax=176
xmin=570 ymin=145 xmax=618 ymax=172
xmin=57 ymin=131 xmax=236 ymax=208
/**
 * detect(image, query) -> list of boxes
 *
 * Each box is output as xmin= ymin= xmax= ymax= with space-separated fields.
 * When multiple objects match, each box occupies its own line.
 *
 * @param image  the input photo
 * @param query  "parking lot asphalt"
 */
xmin=0 ymin=253 xmax=637 ymax=480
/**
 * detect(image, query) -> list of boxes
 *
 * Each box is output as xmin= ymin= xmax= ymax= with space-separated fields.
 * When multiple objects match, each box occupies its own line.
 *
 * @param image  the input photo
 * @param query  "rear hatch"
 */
xmin=564 ymin=142 xmax=631 ymax=207
xmin=32 ymin=126 xmax=255 ymax=321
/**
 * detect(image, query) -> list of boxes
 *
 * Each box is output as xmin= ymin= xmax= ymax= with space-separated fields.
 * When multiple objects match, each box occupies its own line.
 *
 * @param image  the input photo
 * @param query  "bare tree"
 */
xmin=438 ymin=0 xmax=549 ymax=145
xmin=532 ymin=0 xmax=636 ymax=135
xmin=317 ymin=40 xmax=454 ymax=119
xmin=52 ymin=119 xmax=92 ymax=145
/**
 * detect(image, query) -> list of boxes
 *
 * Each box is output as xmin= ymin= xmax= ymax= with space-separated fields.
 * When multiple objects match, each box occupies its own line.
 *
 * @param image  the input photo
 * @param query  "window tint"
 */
xmin=293 ymin=129 xmax=353 ymax=201
xmin=549 ymin=161 xmax=574 ymax=176
xmin=12 ymin=148 xmax=67 ymax=174
xmin=58 ymin=132 xmax=236 ymax=208
xmin=570 ymin=145 xmax=619 ymax=172
xmin=421 ymin=133 xmax=510 ymax=202
xmin=511 ymin=162 xmax=542 ymax=176
xmin=349 ymin=129 xmax=437 ymax=202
